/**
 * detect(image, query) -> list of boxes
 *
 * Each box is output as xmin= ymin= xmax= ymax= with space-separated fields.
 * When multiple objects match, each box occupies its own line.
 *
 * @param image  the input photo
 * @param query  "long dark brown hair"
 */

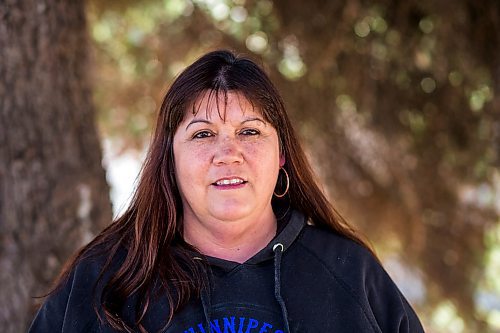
xmin=52 ymin=50 xmax=374 ymax=332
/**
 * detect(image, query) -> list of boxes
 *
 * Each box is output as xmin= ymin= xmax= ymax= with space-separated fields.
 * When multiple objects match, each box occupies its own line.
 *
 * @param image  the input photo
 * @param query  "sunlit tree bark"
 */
xmin=0 ymin=1 xmax=112 ymax=331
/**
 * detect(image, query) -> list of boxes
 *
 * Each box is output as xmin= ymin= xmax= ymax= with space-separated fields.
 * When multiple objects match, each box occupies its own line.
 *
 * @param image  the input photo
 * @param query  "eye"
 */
xmin=193 ymin=130 xmax=214 ymax=139
xmin=240 ymin=128 xmax=260 ymax=136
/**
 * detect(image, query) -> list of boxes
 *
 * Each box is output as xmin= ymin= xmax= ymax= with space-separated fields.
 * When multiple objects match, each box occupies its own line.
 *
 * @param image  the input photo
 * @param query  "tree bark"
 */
xmin=0 ymin=1 xmax=112 ymax=332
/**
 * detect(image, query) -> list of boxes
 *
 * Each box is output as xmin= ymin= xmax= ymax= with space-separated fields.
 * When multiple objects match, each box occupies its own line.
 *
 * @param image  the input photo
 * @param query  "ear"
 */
xmin=279 ymin=154 xmax=286 ymax=167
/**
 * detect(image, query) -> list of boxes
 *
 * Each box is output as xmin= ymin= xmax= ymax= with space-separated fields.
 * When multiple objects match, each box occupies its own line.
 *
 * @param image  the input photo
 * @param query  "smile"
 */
xmin=212 ymin=177 xmax=247 ymax=186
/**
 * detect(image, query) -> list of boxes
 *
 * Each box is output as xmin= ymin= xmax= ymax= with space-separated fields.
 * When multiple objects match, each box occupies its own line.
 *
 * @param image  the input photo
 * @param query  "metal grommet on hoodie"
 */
xmin=272 ymin=243 xmax=284 ymax=252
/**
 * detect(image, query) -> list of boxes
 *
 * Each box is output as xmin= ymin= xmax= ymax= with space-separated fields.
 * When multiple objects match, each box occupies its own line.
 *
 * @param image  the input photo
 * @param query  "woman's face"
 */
xmin=173 ymin=91 xmax=283 ymax=227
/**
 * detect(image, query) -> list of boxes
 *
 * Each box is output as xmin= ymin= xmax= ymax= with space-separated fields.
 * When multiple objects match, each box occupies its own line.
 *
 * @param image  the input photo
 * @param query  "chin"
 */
xmin=209 ymin=204 xmax=253 ymax=222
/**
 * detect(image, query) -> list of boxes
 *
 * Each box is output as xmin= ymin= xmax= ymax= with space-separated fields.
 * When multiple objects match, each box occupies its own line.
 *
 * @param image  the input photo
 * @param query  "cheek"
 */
xmin=185 ymin=146 xmax=214 ymax=170
xmin=244 ymin=136 xmax=280 ymax=156
xmin=242 ymin=141 xmax=280 ymax=169
xmin=174 ymin=145 xmax=212 ymax=181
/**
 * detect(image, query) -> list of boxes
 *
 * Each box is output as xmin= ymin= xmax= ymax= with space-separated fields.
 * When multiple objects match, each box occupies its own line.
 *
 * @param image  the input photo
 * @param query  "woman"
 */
xmin=30 ymin=50 xmax=424 ymax=332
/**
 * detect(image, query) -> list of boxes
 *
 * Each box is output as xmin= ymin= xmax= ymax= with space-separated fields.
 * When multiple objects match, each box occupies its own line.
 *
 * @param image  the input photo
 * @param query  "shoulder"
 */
xmin=295 ymin=225 xmax=424 ymax=332
xmin=294 ymin=224 xmax=384 ymax=301
xmin=296 ymin=224 xmax=398 ymax=291
xmin=29 ymin=247 xmax=126 ymax=332
xmin=297 ymin=224 xmax=377 ymax=271
xmin=60 ymin=245 xmax=126 ymax=298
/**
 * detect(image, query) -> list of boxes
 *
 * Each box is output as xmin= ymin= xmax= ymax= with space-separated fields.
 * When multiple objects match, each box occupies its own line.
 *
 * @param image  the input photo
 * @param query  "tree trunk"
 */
xmin=0 ymin=1 xmax=112 ymax=332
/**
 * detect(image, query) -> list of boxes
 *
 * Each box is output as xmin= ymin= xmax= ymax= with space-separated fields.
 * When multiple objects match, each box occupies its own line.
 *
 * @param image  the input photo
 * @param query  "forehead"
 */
xmin=184 ymin=90 xmax=263 ymax=122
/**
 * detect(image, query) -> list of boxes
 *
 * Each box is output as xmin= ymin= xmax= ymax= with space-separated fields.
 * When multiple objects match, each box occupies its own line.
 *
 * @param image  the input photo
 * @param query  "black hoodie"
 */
xmin=29 ymin=210 xmax=425 ymax=332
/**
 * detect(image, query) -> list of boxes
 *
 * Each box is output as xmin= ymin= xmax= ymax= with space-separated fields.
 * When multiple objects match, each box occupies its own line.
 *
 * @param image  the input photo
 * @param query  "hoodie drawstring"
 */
xmin=199 ymin=243 xmax=292 ymax=333
xmin=198 ymin=256 xmax=213 ymax=333
xmin=200 ymin=287 xmax=212 ymax=332
xmin=272 ymin=243 xmax=291 ymax=333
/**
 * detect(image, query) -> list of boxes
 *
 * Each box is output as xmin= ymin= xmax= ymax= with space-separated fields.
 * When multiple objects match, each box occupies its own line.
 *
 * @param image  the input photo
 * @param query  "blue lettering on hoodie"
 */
xmin=183 ymin=316 xmax=282 ymax=333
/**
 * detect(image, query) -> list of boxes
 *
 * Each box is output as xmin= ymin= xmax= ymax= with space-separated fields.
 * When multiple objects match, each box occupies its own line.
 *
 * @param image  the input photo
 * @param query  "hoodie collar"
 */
xmin=205 ymin=209 xmax=306 ymax=270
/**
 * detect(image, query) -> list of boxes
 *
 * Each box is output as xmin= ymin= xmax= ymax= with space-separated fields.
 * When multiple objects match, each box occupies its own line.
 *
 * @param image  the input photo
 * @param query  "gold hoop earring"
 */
xmin=274 ymin=167 xmax=289 ymax=198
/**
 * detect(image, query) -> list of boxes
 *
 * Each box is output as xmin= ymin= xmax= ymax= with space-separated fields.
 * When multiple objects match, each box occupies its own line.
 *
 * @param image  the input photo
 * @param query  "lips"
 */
xmin=212 ymin=177 xmax=247 ymax=186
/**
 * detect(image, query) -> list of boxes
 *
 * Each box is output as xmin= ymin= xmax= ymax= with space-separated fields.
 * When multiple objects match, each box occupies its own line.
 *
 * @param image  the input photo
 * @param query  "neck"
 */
xmin=183 ymin=209 xmax=277 ymax=263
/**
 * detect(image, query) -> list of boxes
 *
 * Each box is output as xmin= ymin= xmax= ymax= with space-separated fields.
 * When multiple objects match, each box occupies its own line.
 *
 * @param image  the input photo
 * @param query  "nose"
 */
xmin=212 ymin=136 xmax=243 ymax=165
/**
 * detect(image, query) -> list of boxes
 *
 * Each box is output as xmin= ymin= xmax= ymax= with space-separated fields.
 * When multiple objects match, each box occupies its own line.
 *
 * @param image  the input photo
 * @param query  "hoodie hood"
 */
xmin=202 ymin=209 xmax=306 ymax=272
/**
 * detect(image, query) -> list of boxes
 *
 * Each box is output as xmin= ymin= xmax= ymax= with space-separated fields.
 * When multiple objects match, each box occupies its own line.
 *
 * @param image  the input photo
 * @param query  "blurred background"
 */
xmin=1 ymin=0 xmax=499 ymax=332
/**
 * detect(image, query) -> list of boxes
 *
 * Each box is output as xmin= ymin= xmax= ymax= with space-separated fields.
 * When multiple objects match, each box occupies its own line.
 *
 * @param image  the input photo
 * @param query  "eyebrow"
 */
xmin=185 ymin=119 xmax=211 ymax=131
xmin=185 ymin=117 xmax=266 ymax=131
